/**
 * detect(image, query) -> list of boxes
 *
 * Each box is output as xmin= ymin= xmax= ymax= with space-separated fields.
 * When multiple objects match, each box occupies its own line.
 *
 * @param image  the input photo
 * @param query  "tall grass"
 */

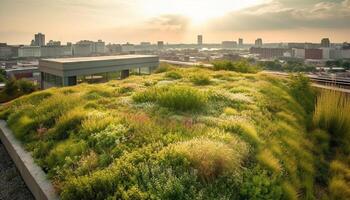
xmin=133 ymin=86 xmax=207 ymax=111
xmin=163 ymin=138 xmax=248 ymax=181
xmin=313 ymin=89 xmax=350 ymax=152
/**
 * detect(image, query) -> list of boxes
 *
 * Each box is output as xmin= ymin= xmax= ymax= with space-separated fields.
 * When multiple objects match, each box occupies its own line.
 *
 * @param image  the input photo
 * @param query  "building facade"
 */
xmin=197 ymin=35 xmax=203 ymax=46
xmin=250 ymin=47 xmax=287 ymax=59
xmin=255 ymin=38 xmax=263 ymax=47
xmin=39 ymin=55 xmax=159 ymax=89
xmin=34 ymin=33 xmax=45 ymax=46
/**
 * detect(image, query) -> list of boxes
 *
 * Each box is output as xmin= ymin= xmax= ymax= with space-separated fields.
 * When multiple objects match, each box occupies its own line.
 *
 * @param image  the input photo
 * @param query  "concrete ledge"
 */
xmin=0 ymin=120 xmax=59 ymax=200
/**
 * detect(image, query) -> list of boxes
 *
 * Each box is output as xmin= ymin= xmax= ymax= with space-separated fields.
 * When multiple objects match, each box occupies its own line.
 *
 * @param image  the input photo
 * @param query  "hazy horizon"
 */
xmin=1 ymin=0 xmax=350 ymax=45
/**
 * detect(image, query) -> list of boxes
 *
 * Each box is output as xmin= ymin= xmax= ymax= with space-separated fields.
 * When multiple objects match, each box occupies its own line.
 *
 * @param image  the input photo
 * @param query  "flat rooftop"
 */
xmin=42 ymin=55 xmax=158 ymax=64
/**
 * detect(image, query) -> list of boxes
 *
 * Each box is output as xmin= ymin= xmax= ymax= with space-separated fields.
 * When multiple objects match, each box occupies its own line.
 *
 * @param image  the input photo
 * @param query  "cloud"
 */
xmin=147 ymin=14 xmax=190 ymax=32
xmin=206 ymin=0 xmax=350 ymax=31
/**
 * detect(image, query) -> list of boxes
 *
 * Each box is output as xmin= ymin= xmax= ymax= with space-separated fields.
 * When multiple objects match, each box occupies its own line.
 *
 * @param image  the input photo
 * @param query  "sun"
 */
xmin=141 ymin=0 xmax=264 ymax=25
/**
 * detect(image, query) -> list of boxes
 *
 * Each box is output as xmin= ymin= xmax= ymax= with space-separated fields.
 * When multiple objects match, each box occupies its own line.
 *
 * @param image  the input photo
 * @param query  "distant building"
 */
xmin=121 ymin=43 xmax=135 ymax=53
xmin=342 ymin=42 xmax=350 ymax=50
xmin=321 ymin=38 xmax=330 ymax=48
xmin=238 ymin=38 xmax=243 ymax=46
xmin=106 ymin=44 xmax=122 ymax=54
xmin=292 ymin=48 xmax=306 ymax=59
xmin=34 ymin=33 xmax=45 ymax=46
xmin=250 ymin=47 xmax=287 ymax=59
xmin=305 ymin=49 xmax=323 ymax=60
xmin=157 ymin=41 xmax=164 ymax=49
xmin=321 ymin=48 xmax=330 ymax=60
xmin=47 ymin=40 xmax=61 ymax=46
xmin=255 ymin=38 xmax=263 ymax=47
xmin=223 ymin=53 xmax=240 ymax=61
xmin=41 ymin=45 xmax=73 ymax=58
xmin=197 ymin=35 xmax=203 ymax=46
xmin=18 ymin=46 xmax=41 ymax=57
xmin=0 ymin=43 xmax=14 ymax=58
xmin=73 ymin=40 xmax=105 ymax=56
xmin=94 ymin=40 xmax=105 ymax=54
xmin=288 ymin=43 xmax=320 ymax=49
xmin=222 ymin=41 xmax=237 ymax=49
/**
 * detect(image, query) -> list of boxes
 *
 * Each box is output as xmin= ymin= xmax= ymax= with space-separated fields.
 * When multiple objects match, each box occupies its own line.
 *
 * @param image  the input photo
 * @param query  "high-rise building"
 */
xmin=321 ymin=38 xmax=330 ymax=47
xmin=34 ymin=33 xmax=45 ymax=46
xmin=197 ymin=35 xmax=203 ymax=46
xmin=157 ymin=41 xmax=164 ymax=49
xmin=255 ymin=38 xmax=263 ymax=47
xmin=238 ymin=38 xmax=243 ymax=46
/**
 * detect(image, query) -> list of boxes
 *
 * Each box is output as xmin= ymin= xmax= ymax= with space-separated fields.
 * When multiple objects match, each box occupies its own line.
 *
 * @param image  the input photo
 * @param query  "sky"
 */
xmin=0 ymin=0 xmax=349 ymax=44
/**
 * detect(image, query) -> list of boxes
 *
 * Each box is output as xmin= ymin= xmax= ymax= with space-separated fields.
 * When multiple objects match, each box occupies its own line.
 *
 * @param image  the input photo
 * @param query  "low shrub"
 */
xmin=48 ymin=108 xmax=86 ymax=140
xmin=154 ymin=63 xmax=173 ymax=73
xmin=190 ymin=74 xmax=211 ymax=85
xmin=45 ymin=139 xmax=88 ymax=170
xmin=133 ymin=86 xmax=207 ymax=111
xmin=212 ymin=60 xmax=260 ymax=73
xmin=91 ymin=124 xmax=128 ymax=152
xmin=329 ymin=177 xmax=350 ymax=200
xmin=165 ymin=71 xmax=182 ymax=80
xmin=239 ymin=166 xmax=283 ymax=199
xmin=161 ymin=138 xmax=248 ymax=181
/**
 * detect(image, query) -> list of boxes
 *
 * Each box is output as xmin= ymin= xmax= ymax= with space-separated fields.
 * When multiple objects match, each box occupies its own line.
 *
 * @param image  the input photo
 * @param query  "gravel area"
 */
xmin=0 ymin=141 xmax=34 ymax=200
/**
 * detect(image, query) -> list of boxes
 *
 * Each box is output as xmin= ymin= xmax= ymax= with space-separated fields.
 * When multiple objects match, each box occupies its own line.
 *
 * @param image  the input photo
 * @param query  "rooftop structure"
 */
xmin=39 ymin=55 xmax=159 ymax=89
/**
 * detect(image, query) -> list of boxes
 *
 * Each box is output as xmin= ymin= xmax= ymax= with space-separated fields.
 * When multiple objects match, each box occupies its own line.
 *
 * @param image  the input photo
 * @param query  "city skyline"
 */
xmin=1 ymin=0 xmax=350 ymax=44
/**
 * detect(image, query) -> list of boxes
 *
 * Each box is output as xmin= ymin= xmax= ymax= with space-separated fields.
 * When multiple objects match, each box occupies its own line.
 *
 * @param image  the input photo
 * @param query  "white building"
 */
xmin=94 ymin=40 xmax=105 ymax=54
xmin=19 ymin=46 xmax=41 ymax=57
xmin=292 ymin=48 xmax=305 ymax=59
xmin=73 ymin=40 xmax=105 ymax=56
xmin=121 ymin=44 xmax=135 ymax=53
xmin=41 ymin=46 xmax=73 ymax=57
xmin=321 ymin=48 xmax=331 ymax=60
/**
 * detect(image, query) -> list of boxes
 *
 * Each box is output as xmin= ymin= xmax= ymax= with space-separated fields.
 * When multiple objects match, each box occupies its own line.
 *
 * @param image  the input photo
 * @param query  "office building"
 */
xmin=106 ymin=44 xmax=122 ymax=54
xmin=0 ymin=43 xmax=13 ymax=58
xmin=292 ymin=48 xmax=306 ymax=59
xmin=94 ymin=40 xmax=105 ymax=54
xmin=157 ymin=41 xmax=164 ymax=49
xmin=47 ymin=40 xmax=61 ymax=46
xmin=121 ymin=43 xmax=135 ymax=53
xmin=305 ymin=49 xmax=323 ymax=60
xmin=39 ymin=55 xmax=159 ymax=89
xmin=255 ymin=38 xmax=263 ymax=47
xmin=18 ymin=46 xmax=41 ymax=57
xmin=41 ymin=45 xmax=73 ymax=58
xmin=34 ymin=33 xmax=45 ymax=46
xmin=321 ymin=38 xmax=330 ymax=48
xmin=222 ymin=41 xmax=237 ymax=49
xmin=238 ymin=38 xmax=243 ymax=46
xmin=197 ymin=35 xmax=203 ymax=46
xmin=250 ymin=47 xmax=287 ymax=59
xmin=73 ymin=40 xmax=106 ymax=56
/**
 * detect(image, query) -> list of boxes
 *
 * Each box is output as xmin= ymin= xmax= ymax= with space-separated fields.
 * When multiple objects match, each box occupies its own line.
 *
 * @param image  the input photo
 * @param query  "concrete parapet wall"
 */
xmin=0 ymin=120 xmax=58 ymax=200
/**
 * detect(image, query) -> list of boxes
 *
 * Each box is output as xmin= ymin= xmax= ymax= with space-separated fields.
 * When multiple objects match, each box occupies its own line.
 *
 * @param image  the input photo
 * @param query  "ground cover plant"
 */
xmin=0 ymin=65 xmax=345 ymax=199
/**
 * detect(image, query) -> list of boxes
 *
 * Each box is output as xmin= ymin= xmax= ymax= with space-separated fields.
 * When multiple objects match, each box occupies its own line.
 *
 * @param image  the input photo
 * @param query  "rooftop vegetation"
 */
xmin=0 ymin=64 xmax=348 ymax=199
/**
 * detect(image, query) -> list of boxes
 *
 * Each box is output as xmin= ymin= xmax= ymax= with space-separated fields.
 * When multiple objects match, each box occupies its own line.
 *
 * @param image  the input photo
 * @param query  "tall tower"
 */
xmin=321 ymin=38 xmax=330 ymax=48
xmin=197 ymin=35 xmax=203 ymax=46
xmin=255 ymin=38 xmax=263 ymax=47
xmin=238 ymin=38 xmax=243 ymax=46
xmin=34 ymin=33 xmax=45 ymax=46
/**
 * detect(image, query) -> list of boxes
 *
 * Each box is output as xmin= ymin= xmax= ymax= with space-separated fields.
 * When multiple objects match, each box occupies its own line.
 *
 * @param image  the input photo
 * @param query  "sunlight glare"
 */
xmin=142 ymin=0 xmax=264 ymax=24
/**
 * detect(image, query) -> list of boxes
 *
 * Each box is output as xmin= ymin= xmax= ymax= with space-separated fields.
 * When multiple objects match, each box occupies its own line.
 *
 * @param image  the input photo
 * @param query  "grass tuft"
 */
xmin=133 ymin=85 xmax=207 ymax=111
